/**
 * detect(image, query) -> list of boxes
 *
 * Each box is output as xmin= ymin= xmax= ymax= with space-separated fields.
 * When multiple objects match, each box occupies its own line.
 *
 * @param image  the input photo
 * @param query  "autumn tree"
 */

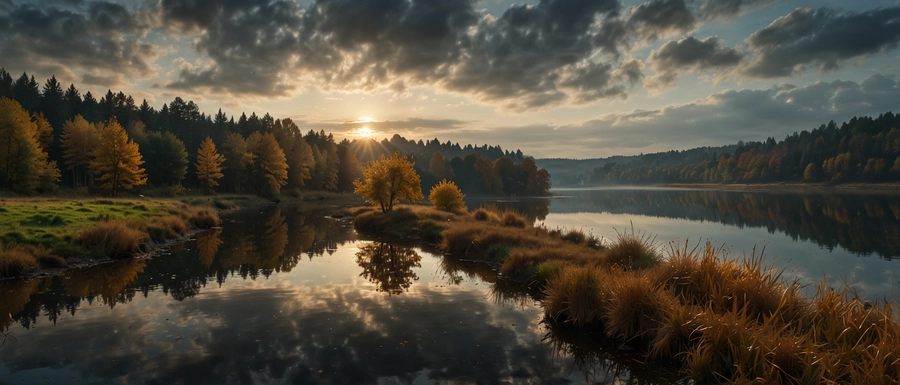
xmin=195 ymin=136 xmax=225 ymax=194
xmin=429 ymin=180 xmax=466 ymax=213
xmin=61 ymin=115 xmax=97 ymax=187
xmin=354 ymin=152 xmax=423 ymax=212
xmin=0 ymin=97 xmax=58 ymax=192
xmin=90 ymin=120 xmax=147 ymax=197
xmin=247 ymin=131 xmax=288 ymax=196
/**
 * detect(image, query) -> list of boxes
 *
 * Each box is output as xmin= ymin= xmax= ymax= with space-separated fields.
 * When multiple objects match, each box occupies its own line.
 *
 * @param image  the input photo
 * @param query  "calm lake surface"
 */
xmin=1 ymin=187 xmax=898 ymax=384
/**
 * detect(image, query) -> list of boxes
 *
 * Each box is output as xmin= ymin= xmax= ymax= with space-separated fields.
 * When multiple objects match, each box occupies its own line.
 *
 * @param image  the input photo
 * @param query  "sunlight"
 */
xmin=358 ymin=126 xmax=373 ymax=137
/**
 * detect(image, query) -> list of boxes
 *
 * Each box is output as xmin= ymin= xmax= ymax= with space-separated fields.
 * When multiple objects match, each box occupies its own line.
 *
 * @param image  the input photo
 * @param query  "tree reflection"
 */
xmin=260 ymin=209 xmax=288 ymax=271
xmin=195 ymin=228 xmax=223 ymax=268
xmin=63 ymin=258 xmax=146 ymax=307
xmin=355 ymin=243 xmax=422 ymax=295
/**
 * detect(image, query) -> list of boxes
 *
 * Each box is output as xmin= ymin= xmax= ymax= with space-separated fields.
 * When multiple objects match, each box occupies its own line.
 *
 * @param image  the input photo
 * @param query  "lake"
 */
xmin=1 ymin=187 xmax=898 ymax=384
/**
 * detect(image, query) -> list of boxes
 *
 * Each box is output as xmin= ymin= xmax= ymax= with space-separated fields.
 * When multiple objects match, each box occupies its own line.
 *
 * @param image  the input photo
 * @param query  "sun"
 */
xmin=358 ymin=126 xmax=373 ymax=137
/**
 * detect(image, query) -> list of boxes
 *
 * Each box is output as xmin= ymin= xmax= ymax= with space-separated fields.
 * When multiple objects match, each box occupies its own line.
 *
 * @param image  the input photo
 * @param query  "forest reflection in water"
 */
xmin=546 ymin=187 xmax=900 ymax=259
xmin=0 ymin=204 xmax=673 ymax=385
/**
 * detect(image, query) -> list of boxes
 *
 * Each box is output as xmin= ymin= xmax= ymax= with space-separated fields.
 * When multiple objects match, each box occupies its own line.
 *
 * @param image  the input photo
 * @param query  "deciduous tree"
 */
xmin=195 ymin=136 xmax=225 ymax=194
xmin=61 ymin=115 xmax=97 ymax=187
xmin=90 ymin=120 xmax=146 ymax=197
xmin=0 ymin=98 xmax=58 ymax=192
xmin=429 ymin=180 xmax=466 ymax=213
xmin=354 ymin=152 xmax=423 ymax=212
xmin=247 ymin=131 xmax=288 ymax=196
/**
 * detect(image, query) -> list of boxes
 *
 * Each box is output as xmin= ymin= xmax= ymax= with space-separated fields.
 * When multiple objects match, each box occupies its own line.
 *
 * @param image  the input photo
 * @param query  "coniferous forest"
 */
xmin=0 ymin=69 xmax=550 ymax=198
xmin=566 ymin=112 xmax=900 ymax=186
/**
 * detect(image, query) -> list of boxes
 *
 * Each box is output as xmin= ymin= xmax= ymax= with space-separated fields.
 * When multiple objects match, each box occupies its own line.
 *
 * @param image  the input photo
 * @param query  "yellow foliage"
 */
xmin=195 ymin=136 xmax=225 ymax=194
xmin=353 ymin=152 xmax=423 ymax=212
xmin=429 ymin=179 xmax=467 ymax=213
xmin=90 ymin=120 xmax=146 ymax=197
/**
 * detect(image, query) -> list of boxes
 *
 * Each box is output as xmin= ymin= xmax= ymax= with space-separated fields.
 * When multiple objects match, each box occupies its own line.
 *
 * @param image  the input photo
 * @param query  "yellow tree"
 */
xmin=429 ymin=179 xmax=466 ymax=213
xmin=0 ymin=97 xmax=58 ymax=192
xmin=247 ymin=132 xmax=288 ymax=196
xmin=195 ymin=136 xmax=225 ymax=194
xmin=61 ymin=115 xmax=97 ymax=187
xmin=354 ymin=152 xmax=423 ymax=212
xmin=90 ymin=120 xmax=146 ymax=197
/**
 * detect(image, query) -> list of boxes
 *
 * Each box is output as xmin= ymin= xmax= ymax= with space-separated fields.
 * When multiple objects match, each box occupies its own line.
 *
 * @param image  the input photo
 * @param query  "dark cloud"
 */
xmin=646 ymin=36 xmax=742 ymax=89
xmin=442 ymin=74 xmax=900 ymax=157
xmin=627 ymin=0 xmax=698 ymax=40
xmin=743 ymin=7 xmax=900 ymax=78
xmin=699 ymin=0 xmax=775 ymax=19
xmin=0 ymin=1 xmax=159 ymax=87
xmin=161 ymin=0 xmax=655 ymax=110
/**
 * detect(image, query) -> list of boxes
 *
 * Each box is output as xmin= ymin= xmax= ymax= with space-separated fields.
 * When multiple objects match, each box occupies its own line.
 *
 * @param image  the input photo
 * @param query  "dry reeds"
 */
xmin=350 ymin=203 xmax=900 ymax=383
xmin=0 ymin=243 xmax=40 ymax=277
xmin=74 ymin=221 xmax=144 ymax=257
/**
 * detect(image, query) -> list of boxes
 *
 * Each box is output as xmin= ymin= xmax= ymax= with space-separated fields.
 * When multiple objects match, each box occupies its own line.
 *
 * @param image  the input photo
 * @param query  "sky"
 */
xmin=1 ymin=0 xmax=899 ymax=158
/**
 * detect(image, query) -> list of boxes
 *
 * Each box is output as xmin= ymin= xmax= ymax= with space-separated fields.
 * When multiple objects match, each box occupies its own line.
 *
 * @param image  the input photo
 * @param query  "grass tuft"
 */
xmin=74 ymin=221 xmax=145 ymax=258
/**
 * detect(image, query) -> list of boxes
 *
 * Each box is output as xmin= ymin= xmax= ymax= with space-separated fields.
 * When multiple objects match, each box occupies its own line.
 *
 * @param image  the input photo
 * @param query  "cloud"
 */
xmin=0 ymin=1 xmax=160 ymax=87
xmin=627 ymin=0 xmax=698 ymax=41
xmin=299 ymin=117 xmax=469 ymax=135
xmin=699 ymin=0 xmax=775 ymax=20
xmin=446 ymin=74 xmax=900 ymax=158
xmin=645 ymin=36 xmax=742 ymax=89
xmin=159 ymin=0 xmax=656 ymax=110
xmin=742 ymin=7 xmax=900 ymax=78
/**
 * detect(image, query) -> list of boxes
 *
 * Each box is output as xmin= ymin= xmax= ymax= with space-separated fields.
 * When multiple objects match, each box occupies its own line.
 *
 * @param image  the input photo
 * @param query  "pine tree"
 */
xmin=90 ymin=120 xmax=147 ymax=197
xmin=195 ymin=136 xmax=225 ymax=194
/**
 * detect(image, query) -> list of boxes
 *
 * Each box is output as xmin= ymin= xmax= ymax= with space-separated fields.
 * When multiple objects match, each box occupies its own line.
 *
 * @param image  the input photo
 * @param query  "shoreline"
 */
xmin=1 ymin=192 xmax=364 ymax=281
xmin=552 ymin=182 xmax=900 ymax=195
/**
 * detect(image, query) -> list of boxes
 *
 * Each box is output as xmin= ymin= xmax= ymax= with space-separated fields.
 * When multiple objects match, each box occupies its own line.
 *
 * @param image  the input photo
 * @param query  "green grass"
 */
xmin=0 ymin=198 xmax=222 ymax=275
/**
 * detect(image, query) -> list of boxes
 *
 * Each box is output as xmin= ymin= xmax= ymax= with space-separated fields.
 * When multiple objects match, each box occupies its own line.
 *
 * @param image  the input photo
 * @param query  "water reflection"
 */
xmin=2 ymin=204 xmax=646 ymax=384
xmin=551 ymin=188 xmax=900 ymax=259
xmin=355 ymin=242 xmax=422 ymax=295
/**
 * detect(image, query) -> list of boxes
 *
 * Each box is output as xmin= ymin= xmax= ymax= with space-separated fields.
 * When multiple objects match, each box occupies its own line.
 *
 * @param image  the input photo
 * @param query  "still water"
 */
xmin=1 ymin=187 xmax=898 ymax=384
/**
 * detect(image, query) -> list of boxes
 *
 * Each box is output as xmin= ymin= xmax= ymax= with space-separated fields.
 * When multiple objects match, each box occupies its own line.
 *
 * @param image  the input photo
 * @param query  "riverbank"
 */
xmin=352 ymin=204 xmax=900 ymax=383
xmin=0 ymin=192 xmax=363 ymax=279
xmin=663 ymin=182 xmax=900 ymax=195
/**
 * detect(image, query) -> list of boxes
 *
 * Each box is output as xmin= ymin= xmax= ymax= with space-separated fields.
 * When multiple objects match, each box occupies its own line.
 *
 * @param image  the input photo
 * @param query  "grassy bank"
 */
xmin=0 ymin=198 xmax=230 ymax=278
xmin=352 ymin=204 xmax=900 ymax=384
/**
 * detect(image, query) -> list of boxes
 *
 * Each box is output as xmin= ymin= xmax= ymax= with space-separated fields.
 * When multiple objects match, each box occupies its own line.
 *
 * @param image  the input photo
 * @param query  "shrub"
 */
xmin=74 ymin=221 xmax=144 ymax=258
xmin=0 ymin=243 xmax=40 ymax=277
xmin=429 ymin=180 xmax=467 ymax=213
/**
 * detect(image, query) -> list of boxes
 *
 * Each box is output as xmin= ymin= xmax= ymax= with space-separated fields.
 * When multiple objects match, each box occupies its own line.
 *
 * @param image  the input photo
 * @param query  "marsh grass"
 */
xmin=352 ymin=204 xmax=900 ymax=383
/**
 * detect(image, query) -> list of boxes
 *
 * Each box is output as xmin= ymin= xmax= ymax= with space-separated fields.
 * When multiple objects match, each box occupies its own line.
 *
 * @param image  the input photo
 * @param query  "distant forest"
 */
xmin=0 ymin=69 xmax=549 ymax=197
xmin=563 ymin=112 xmax=900 ymax=186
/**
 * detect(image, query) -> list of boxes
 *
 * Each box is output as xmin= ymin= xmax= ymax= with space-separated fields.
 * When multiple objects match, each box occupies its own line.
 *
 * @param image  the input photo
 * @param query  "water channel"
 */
xmin=1 ymin=187 xmax=898 ymax=384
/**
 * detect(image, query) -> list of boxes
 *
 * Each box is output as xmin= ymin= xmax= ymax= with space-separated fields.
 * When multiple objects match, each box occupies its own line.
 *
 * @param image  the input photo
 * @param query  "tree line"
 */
xmin=572 ymin=112 xmax=900 ymax=186
xmin=0 ymin=69 xmax=549 ymax=197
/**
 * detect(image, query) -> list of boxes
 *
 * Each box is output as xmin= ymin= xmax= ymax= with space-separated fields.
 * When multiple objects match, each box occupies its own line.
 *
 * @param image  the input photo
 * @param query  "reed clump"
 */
xmin=0 ymin=242 xmax=40 ymax=277
xmin=351 ymin=204 xmax=900 ymax=383
xmin=74 ymin=220 xmax=145 ymax=257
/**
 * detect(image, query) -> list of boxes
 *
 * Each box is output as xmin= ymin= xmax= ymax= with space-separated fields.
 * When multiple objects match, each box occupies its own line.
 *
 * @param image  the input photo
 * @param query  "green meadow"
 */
xmin=0 ymin=198 xmax=222 ymax=277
